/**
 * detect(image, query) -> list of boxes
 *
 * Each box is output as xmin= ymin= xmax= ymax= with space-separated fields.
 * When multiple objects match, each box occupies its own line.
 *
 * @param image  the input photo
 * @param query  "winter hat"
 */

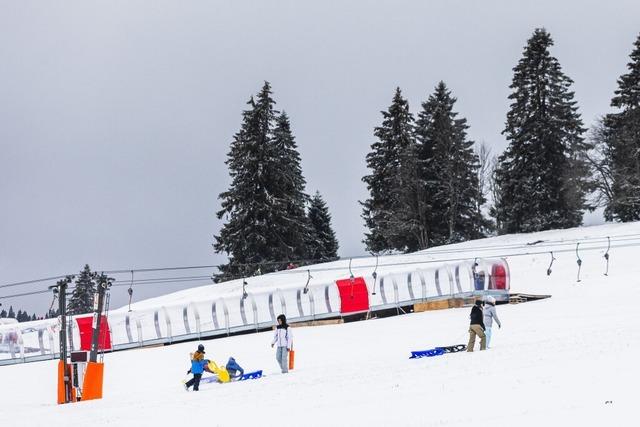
xmin=475 ymin=300 xmax=483 ymax=307
xmin=197 ymin=344 xmax=205 ymax=353
xmin=486 ymin=296 xmax=496 ymax=304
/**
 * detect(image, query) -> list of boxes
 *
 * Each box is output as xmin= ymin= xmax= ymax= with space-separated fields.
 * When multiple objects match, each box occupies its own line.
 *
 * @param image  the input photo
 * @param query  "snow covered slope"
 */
xmin=121 ymin=220 xmax=640 ymax=310
xmin=1 ymin=222 xmax=638 ymax=426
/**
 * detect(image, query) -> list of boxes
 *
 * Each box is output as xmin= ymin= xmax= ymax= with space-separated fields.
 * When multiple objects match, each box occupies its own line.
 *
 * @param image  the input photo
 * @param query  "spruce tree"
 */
xmin=494 ymin=28 xmax=590 ymax=234
xmin=362 ymin=88 xmax=418 ymax=252
xmin=67 ymin=265 xmax=96 ymax=315
xmin=0 ymin=309 xmax=6 ymax=318
xmin=8 ymin=306 xmax=15 ymax=318
xmin=215 ymin=84 xmax=277 ymax=281
xmin=307 ymin=191 xmax=340 ymax=260
xmin=415 ymin=81 xmax=487 ymax=245
xmin=601 ymin=33 xmax=640 ymax=221
xmin=268 ymin=111 xmax=314 ymax=262
xmin=214 ymin=82 xmax=311 ymax=280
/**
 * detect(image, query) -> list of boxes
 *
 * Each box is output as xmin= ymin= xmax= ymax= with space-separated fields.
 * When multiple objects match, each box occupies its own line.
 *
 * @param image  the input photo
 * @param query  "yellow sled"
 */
xmin=207 ymin=361 xmax=230 ymax=383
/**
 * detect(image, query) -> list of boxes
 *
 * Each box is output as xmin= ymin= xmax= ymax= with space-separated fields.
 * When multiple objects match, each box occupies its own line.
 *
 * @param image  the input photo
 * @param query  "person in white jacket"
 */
xmin=483 ymin=296 xmax=502 ymax=348
xmin=271 ymin=314 xmax=293 ymax=373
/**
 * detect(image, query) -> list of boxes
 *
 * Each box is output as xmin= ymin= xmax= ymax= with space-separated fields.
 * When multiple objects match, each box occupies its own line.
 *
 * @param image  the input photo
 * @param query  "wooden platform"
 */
xmin=509 ymin=295 xmax=527 ymax=304
xmin=414 ymin=297 xmax=475 ymax=312
xmin=509 ymin=293 xmax=551 ymax=304
xmin=290 ymin=318 xmax=344 ymax=327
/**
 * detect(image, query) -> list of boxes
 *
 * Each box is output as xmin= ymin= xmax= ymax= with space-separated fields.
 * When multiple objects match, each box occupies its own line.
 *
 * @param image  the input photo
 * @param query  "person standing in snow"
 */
xmin=271 ymin=314 xmax=293 ymax=373
xmin=185 ymin=344 xmax=208 ymax=391
xmin=467 ymin=300 xmax=486 ymax=352
xmin=483 ymin=296 xmax=502 ymax=348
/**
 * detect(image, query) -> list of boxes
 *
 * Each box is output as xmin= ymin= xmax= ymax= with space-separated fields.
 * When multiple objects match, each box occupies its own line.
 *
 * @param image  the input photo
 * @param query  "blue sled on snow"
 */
xmin=238 ymin=370 xmax=263 ymax=380
xmin=410 ymin=348 xmax=445 ymax=359
xmin=409 ymin=344 xmax=467 ymax=359
xmin=200 ymin=370 xmax=263 ymax=384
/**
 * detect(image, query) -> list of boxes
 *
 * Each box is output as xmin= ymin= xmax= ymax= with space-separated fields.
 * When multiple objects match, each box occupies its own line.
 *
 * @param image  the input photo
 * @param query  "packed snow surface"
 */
xmin=1 ymin=222 xmax=638 ymax=426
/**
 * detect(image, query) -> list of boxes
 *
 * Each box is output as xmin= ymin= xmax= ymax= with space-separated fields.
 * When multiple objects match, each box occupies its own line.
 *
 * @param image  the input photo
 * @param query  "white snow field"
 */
xmin=1 ymin=222 xmax=639 ymax=426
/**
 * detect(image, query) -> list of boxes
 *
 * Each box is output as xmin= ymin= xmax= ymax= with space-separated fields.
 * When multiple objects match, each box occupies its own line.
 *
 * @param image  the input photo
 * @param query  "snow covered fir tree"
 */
xmin=362 ymin=85 xmax=488 ymax=253
xmin=67 ymin=264 xmax=97 ymax=315
xmin=493 ymin=28 xmax=592 ymax=234
xmin=414 ymin=81 xmax=489 ymax=246
xmin=267 ymin=111 xmax=313 ymax=262
xmin=362 ymin=88 xmax=419 ymax=253
xmin=595 ymin=33 xmax=640 ymax=222
xmin=214 ymin=82 xmax=338 ymax=281
xmin=307 ymin=191 xmax=339 ymax=261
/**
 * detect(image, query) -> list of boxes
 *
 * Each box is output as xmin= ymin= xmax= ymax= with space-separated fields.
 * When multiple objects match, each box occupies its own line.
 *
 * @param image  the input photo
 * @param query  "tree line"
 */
xmin=1 ymin=264 xmax=99 ymax=321
xmin=366 ymin=28 xmax=640 ymax=253
xmin=213 ymin=28 xmax=640 ymax=275
xmin=0 ymin=306 xmax=40 ymax=322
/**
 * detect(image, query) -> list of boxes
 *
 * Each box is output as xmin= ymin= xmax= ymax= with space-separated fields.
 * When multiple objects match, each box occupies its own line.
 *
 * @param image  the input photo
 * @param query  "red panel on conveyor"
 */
xmin=335 ymin=277 xmax=370 ymax=313
xmin=75 ymin=315 xmax=112 ymax=351
xmin=491 ymin=264 xmax=508 ymax=290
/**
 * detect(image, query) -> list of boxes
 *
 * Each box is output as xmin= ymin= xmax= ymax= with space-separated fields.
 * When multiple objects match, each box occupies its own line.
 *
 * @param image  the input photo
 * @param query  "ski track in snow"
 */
xmin=1 ymin=222 xmax=638 ymax=426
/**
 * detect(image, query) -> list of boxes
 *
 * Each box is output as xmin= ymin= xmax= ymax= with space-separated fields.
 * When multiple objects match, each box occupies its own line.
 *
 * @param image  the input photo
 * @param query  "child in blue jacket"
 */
xmin=185 ymin=344 xmax=209 ymax=391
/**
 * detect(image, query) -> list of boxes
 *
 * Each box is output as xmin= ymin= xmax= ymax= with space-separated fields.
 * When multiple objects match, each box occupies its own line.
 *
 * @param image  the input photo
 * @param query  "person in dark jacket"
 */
xmin=185 ymin=344 xmax=209 ymax=391
xmin=467 ymin=300 xmax=486 ymax=352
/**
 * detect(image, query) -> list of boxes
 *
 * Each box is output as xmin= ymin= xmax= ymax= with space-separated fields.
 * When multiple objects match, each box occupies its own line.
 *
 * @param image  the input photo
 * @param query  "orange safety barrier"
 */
xmin=57 ymin=361 xmax=76 ymax=404
xmin=81 ymin=362 xmax=104 ymax=401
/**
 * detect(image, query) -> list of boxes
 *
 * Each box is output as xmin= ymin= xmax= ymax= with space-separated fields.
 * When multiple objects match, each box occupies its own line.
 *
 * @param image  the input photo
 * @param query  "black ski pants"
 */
xmin=186 ymin=373 xmax=202 ymax=391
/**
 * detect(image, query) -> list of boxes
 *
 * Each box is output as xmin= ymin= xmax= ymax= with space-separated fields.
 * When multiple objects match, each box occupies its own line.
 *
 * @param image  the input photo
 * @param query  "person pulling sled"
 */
xmin=185 ymin=344 xmax=209 ymax=391
xmin=467 ymin=300 xmax=486 ymax=352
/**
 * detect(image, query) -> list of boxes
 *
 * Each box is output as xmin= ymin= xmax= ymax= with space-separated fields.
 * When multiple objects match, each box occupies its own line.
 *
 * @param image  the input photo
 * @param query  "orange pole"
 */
xmin=57 ymin=360 xmax=66 ymax=404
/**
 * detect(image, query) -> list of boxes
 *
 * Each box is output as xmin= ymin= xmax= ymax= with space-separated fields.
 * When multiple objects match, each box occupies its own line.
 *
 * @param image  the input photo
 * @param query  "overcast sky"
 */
xmin=1 ymin=0 xmax=639 ymax=314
